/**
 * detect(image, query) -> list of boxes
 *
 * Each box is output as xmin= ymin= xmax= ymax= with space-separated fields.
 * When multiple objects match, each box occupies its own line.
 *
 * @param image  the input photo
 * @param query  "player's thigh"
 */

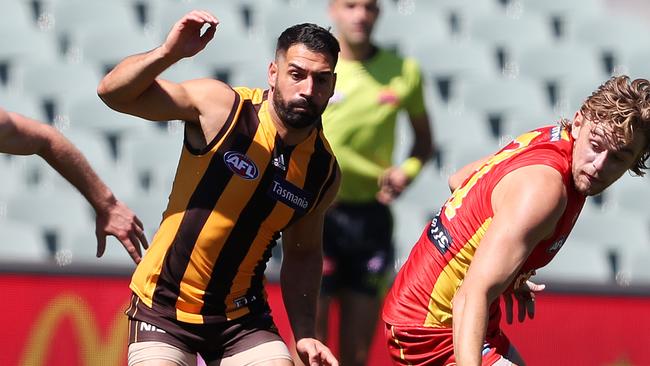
xmin=207 ymin=340 xmax=294 ymax=366
xmin=128 ymin=341 xmax=196 ymax=366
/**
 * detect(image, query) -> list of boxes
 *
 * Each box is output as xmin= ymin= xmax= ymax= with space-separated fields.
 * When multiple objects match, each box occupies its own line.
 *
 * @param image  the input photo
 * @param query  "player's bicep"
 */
xmin=461 ymin=166 xmax=567 ymax=300
xmin=105 ymin=78 xmax=232 ymax=124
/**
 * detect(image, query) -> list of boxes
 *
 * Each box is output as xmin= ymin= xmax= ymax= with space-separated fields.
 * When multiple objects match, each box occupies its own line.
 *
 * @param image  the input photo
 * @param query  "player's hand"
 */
xmin=162 ymin=10 xmax=219 ymax=60
xmin=296 ymin=338 xmax=339 ymax=366
xmin=503 ymin=279 xmax=546 ymax=324
xmin=376 ymin=166 xmax=410 ymax=204
xmin=95 ymin=199 xmax=149 ymax=264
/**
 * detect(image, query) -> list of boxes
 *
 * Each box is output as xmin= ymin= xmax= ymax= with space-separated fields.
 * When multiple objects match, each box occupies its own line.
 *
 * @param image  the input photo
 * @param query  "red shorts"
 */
xmin=384 ymin=323 xmax=511 ymax=366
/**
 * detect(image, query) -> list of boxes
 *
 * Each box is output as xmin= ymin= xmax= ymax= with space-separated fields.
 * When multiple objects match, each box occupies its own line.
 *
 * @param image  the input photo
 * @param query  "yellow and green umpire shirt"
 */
xmin=322 ymin=48 xmax=427 ymax=203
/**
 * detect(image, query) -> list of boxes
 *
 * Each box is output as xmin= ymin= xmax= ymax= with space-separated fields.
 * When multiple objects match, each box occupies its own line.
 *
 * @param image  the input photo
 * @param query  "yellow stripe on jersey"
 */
xmin=425 ymin=217 xmax=492 ymax=327
xmin=444 ymin=131 xmax=540 ymax=220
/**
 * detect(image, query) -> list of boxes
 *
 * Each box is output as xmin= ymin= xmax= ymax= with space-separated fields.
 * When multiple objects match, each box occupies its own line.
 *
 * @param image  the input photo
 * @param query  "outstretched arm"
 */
xmin=281 ymin=167 xmax=341 ymax=366
xmin=0 ymin=108 xmax=148 ymax=263
xmin=451 ymin=165 xmax=567 ymax=366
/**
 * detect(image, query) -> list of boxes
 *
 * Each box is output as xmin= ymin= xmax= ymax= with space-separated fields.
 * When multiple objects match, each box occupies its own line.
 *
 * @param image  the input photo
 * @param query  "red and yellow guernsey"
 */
xmin=383 ymin=126 xmax=586 ymax=332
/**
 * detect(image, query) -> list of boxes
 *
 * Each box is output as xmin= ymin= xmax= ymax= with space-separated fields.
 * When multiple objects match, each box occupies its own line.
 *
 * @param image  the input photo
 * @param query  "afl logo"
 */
xmin=224 ymin=151 xmax=259 ymax=180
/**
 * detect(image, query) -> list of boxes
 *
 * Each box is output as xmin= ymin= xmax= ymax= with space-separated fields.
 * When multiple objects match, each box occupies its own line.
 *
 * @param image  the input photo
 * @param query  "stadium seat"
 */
xmin=570 ymin=205 xmax=650 ymax=255
xmin=392 ymin=199 xmax=431 ymax=270
xmin=5 ymin=189 xmax=95 ymax=254
xmin=519 ymin=0 xmax=606 ymax=39
xmin=0 ymin=220 xmax=50 ymax=263
xmin=256 ymin=2 xmax=331 ymax=48
xmin=412 ymin=40 xmax=499 ymax=102
xmin=159 ymin=59 xmax=216 ymax=83
xmin=229 ymin=59 xmax=272 ymax=90
xmin=0 ymin=0 xmax=37 ymax=31
xmin=566 ymin=15 xmax=650 ymax=74
xmin=124 ymin=190 xmax=171 ymax=240
xmin=0 ymin=90 xmax=49 ymax=122
xmin=10 ymin=61 xmax=102 ymax=122
xmin=623 ymin=48 xmax=650 ymax=81
xmin=560 ymin=78 xmax=602 ymax=115
xmin=393 ymin=0 xmax=502 ymax=36
xmin=374 ymin=7 xmax=448 ymax=55
xmin=619 ymin=248 xmax=650 ymax=285
xmin=63 ymin=228 xmax=138 ymax=267
xmin=66 ymin=94 xmax=153 ymax=137
xmin=0 ymin=25 xmax=59 ymax=87
xmin=430 ymin=101 xmax=499 ymax=171
xmin=73 ymin=25 xmax=159 ymax=75
xmin=604 ymin=174 xmax=650 ymax=218
xmin=512 ymin=43 xmax=607 ymax=106
xmin=0 ymin=157 xmax=24 ymax=198
xmin=536 ymin=238 xmax=613 ymax=284
xmin=500 ymin=110 xmax=565 ymax=141
xmin=42 ymin=0 xmax=141 ymax=54
xmin=148 ymin=0 xmax=247 ymax=43
xmin=119 ymin=129 xmax=184 ymax=193
xmin=454 ymin=76 xmax=551 ymax=137
xmin=467 ymin=12 xmax=553 ymax=70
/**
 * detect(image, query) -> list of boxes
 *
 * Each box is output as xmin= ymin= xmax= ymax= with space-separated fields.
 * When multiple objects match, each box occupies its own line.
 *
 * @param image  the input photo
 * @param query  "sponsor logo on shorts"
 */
xmin=428 ymin=211 xmax=453 ymax=255
xmin=268 ymin=176 xmax=312 ymax=212
xmin=224 ymin=151 xmax=259 ymax=180
xmin=139 ymin=321 xmax=166 ymax=333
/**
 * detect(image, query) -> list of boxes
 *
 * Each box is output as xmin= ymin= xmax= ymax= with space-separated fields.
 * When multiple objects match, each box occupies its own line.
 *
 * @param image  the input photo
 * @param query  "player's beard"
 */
xmin=272 ymin=87 xmax=325 ymax=129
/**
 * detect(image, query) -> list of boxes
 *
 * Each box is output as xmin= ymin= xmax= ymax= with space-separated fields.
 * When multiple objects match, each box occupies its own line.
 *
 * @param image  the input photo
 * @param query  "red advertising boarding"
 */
xmin=1 ymin=272 xmax=649 ymax=366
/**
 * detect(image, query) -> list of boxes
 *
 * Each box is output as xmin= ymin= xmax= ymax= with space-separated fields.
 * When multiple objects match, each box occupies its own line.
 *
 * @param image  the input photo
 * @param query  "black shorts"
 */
xmin=126 ymin=294 xmax=283 ymax=362
xmin=321 ymin=201 xmax=394 ymax=296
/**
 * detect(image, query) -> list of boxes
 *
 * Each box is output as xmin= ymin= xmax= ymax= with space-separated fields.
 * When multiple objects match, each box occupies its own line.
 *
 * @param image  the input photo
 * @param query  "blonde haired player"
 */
xmin=383 ymin=76 xmax=650 ymax=365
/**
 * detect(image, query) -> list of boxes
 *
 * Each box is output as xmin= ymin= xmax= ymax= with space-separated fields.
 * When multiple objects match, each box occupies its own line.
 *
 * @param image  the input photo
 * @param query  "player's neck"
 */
xmin=339 ymin=40 xmax=376 ymax=62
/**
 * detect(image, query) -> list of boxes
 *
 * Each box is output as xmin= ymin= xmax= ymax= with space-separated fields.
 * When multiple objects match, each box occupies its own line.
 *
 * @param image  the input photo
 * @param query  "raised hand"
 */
xmin=162 ymin=10 xmax=219 ymax=60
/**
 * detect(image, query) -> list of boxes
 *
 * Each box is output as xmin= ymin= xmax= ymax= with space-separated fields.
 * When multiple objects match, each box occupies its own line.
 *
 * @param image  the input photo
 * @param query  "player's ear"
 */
xmin=268 ymin=61 xmax=278 ymax=90
xmin=571 ymin=110 xmax=584 ymax=140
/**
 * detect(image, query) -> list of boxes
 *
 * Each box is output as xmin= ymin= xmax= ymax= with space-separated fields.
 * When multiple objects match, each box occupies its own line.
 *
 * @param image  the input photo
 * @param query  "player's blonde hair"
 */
xmin=562 ymin=75 xmax=650 ymax=176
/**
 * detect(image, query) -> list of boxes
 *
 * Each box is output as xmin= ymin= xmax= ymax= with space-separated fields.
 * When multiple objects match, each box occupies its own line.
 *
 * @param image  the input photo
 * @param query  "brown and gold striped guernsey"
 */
xmin=129 ymin=87 xmax=338 ymax=324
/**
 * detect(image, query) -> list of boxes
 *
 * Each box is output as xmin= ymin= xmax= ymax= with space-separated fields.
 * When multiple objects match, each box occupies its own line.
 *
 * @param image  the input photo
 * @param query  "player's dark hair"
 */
xmin=275 ymin=23 xmax=340 ymax=67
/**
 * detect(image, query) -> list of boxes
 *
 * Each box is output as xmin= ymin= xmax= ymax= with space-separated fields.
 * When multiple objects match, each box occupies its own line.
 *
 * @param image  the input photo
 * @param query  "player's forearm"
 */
xmin=39 ymin=127 xmax=116 ymax=213
xmin=452 ymin=291 xmax=489 ymax=366
xmin=280 ymin=249 xmax=322 ymax=341
xmin=97 ymin=46 xmax=178 ymax=109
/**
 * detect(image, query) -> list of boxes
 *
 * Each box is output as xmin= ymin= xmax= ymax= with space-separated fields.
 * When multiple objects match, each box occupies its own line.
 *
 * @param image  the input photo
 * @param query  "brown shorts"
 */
xmin=126 ymin=294 xmax=284 ymax=363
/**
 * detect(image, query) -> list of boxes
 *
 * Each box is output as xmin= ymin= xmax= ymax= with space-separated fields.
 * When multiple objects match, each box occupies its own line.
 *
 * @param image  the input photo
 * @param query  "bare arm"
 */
xmin=0 ymin=109 xmax=148 ymax=263
xmin=97 ymin=10 xmax=234 ymax=130
xmin=281 ymin=168 xmax=341 ymax=366
xmin=377 ymin=111 xmax=434 ymax=204
xmin=451 ymin=165 xmax=567 ymax=366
